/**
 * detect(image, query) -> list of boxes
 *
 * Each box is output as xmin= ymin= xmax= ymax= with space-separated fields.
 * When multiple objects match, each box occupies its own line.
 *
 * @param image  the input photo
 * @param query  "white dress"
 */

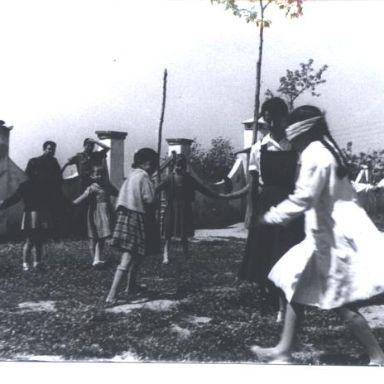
xmin=264 ymin=140 xmax=384 ymax=309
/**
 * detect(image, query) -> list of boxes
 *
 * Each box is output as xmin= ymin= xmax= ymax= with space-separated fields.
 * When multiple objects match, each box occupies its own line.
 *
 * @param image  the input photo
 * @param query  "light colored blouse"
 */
xmin=115 ymin=168 xmax=155 ymax=214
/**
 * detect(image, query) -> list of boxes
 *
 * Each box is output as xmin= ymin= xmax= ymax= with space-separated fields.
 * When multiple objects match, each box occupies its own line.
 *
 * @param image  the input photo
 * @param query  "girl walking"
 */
xmin=252 ymin=105 xmax=384 ymax=365
xmin=105 ymin=148 xmax=159 ymax=306
xmin=72 ymin=165 xmax=116 ymax=268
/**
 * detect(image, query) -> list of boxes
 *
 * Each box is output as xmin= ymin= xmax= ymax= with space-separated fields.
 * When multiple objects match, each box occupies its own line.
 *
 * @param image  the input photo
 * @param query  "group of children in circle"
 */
xmin=3 ymin=97 xmax=384 ymax=365
xmin=0 ymin=137 xmax=222 ymax=306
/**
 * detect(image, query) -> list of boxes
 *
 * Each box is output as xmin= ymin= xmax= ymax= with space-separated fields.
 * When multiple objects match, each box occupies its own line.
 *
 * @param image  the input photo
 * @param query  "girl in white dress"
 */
xmin=251 ymin=105 xmax=384 ymax=365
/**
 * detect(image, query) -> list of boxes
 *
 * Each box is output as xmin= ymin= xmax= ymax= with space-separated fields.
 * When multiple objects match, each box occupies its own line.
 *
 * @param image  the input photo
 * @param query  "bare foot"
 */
xmin=104 ymin=298 xmax=118 ymax=308
xmin=250 ymin=345 xmax=292 ymax=364
xmin=369 ymin=358 xmax=384 ymax=366
xmin=276 ymin=310 xmax=284 ymax=323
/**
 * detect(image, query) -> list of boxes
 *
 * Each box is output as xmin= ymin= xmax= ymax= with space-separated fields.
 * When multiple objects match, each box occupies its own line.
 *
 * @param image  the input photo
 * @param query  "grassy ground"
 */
xmin=0 ymin=236 xmax=383 ymax=365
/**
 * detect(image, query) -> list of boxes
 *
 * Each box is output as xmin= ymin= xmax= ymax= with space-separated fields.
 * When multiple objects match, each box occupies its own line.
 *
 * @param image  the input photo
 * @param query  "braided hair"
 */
xmin=287 ymin=105 xmax=348 ymax=179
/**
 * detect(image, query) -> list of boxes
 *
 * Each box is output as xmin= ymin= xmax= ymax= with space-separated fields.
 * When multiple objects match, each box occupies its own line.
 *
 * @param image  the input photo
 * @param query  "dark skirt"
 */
xmin=238 ymin=185 xmax=305 ymax=284
xmin=111 ymin=207 xmax=160 ymax=258
xmin=163 ymin=200 xmax=194 ymax=239
xmin=21 ymin=210 xmax=52 ymax=235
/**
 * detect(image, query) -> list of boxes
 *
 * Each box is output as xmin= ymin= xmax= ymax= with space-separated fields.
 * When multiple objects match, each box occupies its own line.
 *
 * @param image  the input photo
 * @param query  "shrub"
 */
xmin=190 ymin=137 xmax=236 ymax=182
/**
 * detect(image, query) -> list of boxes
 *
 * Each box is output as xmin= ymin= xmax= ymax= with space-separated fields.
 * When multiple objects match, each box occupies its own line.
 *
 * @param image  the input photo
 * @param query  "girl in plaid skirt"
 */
xmin=105 ymin=148 xmax=159 ymax=307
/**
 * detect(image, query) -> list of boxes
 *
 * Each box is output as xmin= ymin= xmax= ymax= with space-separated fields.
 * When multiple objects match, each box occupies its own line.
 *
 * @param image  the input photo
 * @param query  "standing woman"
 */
xmin=224 ymin=98 xmax=305 ymax=320
xmin=252 ymin=105 xmax=384 ymax=365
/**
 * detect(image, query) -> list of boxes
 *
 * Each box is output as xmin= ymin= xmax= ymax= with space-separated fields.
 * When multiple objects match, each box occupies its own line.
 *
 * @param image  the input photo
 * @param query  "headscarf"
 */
xmin=285 ymin=116 xmax=323 ymax=141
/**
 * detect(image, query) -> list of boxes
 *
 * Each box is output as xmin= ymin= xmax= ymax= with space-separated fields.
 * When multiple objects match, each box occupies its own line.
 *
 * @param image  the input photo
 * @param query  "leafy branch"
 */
xmin=211 ymin=0 xmax=304 ymax=143
xmin=266 ymin=59 xmax=328 ymax=111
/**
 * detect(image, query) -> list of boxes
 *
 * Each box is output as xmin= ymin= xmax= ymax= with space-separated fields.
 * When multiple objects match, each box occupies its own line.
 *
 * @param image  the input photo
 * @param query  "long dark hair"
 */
xmin=287 ymin=105 xmax=348 ymax=179
xmin=261 ymin=97 xmax=288 ymax=119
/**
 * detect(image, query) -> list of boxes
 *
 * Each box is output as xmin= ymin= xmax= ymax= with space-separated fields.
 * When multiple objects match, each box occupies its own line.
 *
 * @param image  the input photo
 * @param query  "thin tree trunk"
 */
xmin=157 ymin=68 xmax=168 ymax=182
xmin=252 ymin=0 xmax=265 ymax=144
xmin=246 ymin=1 xmax=265 ymax=228
xmin=156 ymin=69 xmax=168 ymax=232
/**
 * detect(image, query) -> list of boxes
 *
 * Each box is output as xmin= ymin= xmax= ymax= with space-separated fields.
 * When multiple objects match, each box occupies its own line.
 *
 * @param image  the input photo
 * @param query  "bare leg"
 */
xmin=23 ymin=237 xmax=33 ymax=271
xmin=251 ymin=302 xmax=303 ymax=363
xmin=94 ymin=238 xmax=105 ymax=265
xmin=337 ymin=306 xmax=384 ymax=365
xmin=89 ymin=238 xmax=96 ymax=265
xmin=105 ymin=252 xmax=133 ymax=304
xmin=33 ymin=234 xmax=43 ymax=268
xmin=276 ymin=295 xmax=286 ymax=323
xmin=163 ymin=238 xmax=171 ymax=264
xmin=123 ymin=259 xmax=142 ymax=294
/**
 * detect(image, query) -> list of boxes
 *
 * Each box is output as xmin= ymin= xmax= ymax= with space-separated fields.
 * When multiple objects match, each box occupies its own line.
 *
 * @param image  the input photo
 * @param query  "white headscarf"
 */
xmin=285 ymin=116 xmax=323 ymax=141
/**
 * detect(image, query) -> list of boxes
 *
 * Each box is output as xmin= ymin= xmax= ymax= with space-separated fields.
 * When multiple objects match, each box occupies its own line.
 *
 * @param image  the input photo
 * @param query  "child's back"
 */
xmin=116 ymin=168 xmax=155 ymax=213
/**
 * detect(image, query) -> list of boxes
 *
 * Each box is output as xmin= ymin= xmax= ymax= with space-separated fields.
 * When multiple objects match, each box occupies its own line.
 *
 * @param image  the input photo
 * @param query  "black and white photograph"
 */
xmin=1 ymin=0 xmax=384 ymax=380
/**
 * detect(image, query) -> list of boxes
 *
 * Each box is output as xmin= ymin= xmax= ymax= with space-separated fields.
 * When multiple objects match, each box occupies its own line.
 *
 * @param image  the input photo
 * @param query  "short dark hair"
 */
xmin=132 ymin=148 xmax=158 ymax=168
xmin=261 ymin=97 xmax=288 ymax=119
xmin=83 ymin=138 xmax=94 ymax=147
xmin=43 ymin=141 xmax=56 ymax=150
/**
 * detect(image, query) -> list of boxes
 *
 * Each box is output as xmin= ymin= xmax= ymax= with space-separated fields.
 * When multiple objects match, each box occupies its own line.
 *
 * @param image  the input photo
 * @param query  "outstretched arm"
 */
xmin=72 ymin=186 xmax=93 ymax=205
xmin=61 ymin=155 xmax=77 ymax=174
xmin=220 ymin=170 xmax=259 ymax=200
xmin=220 ymin=184 xmax=249 ymax=199
xmin=263 ymin=158 xmax=328 ymax=225
xmin=61 ymin=163 xmax=69 ymax=174
xmin=88 ymin=138 xmax=110 ymax=152
xmin=0 ymin=190 xmax=22 ymax=210
xmin=191 ymin=175 xmax=221 ymax=199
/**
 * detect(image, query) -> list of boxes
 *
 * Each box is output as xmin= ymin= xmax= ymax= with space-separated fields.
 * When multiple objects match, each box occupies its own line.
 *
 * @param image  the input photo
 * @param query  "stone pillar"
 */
xmin=96 ymin=130 xmax=128 ymax=189
xmin=0 ymin=121 xmax=12 ymax=234
xmin=242 ymin=118 xmax=269 ymax=149
xmin=166 ymin=138 xmax=194 ymax=162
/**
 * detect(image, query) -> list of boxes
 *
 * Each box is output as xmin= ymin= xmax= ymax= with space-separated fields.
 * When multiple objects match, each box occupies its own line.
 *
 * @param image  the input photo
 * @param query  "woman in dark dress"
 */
xmin=223 ymin=98 xmax=305 ymax=320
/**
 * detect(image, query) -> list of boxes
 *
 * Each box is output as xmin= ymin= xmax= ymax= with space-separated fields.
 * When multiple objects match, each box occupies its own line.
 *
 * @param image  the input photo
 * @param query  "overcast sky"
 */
xmin=1 ymin=0 xmax=384 ymax=173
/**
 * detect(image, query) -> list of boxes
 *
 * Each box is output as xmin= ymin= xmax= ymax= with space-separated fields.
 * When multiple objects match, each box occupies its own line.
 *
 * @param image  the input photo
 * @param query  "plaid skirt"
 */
xmin=111 ymin=207 xmax=160 ymax=258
